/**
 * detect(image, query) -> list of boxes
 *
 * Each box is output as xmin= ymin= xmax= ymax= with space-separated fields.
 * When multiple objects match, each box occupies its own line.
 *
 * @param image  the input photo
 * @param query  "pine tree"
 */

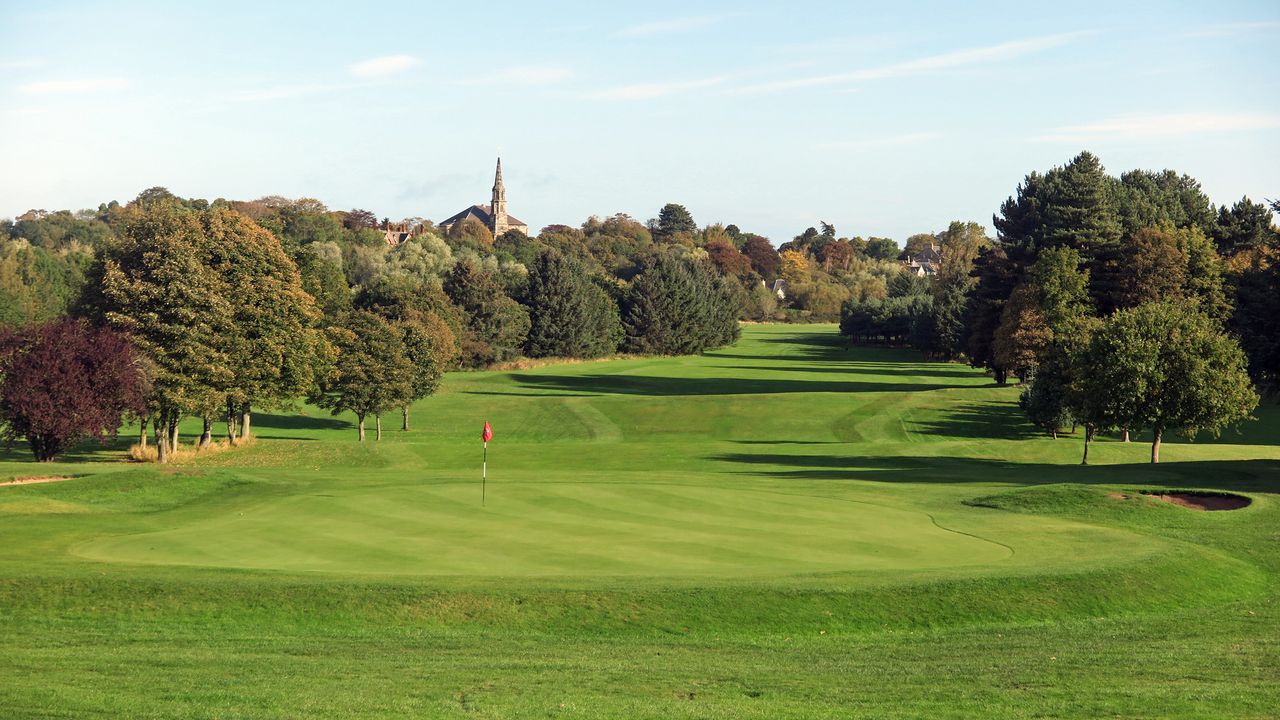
xmin=623 ymin=254 xmax=739 ymax=355
xmin=524 ymin=251 xmax=622 ymax=358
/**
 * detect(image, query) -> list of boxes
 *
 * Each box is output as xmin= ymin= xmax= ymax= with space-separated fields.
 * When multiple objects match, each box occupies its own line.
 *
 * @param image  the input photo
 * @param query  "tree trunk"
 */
xmin=138 ymin=418 xmax=148 ymax=449
xmin=1121 ymin=428 xmax=1130 ymax=443
xmin=199 ymin=416 xmax=212 ymax=449
xmin=1151 ymin=427 xmax=1162 ymax=464
xmin=169 ymin=414 xmax=180 ymax=453
xmin=376 ymin=414 xmax=383 ymax=441
xmin=1081 ymin=425 xmax=1093 ymax=465
xmin=401 ymin=405 xmax=409 ymax=432
xmin=240 ymin=403 xmax=252 ymax=441
xmin=994 ymin=367 xmax=1008 ymax=385
xmin=156 ymin=415 xmax=169 ymax=464
xmin=227 ymin=399 xmax=238 ymax=446
xmin=1051 ymin=429 xmax=1057 ymax=440
xmin=357 ymin=414 xmax=366 ymax=442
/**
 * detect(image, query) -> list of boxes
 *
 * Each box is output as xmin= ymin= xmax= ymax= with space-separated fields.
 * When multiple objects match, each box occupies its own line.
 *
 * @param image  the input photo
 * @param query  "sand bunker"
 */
xmin=0 ymin=476 xmax=73 ymax=487
xmin=1142 ymin=491 xmax=1251 ymax=511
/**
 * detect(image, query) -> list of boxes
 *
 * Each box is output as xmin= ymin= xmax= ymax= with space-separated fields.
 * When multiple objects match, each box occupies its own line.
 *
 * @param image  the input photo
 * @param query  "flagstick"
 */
xmin=482 ymin=441 xmax=487 ymax=507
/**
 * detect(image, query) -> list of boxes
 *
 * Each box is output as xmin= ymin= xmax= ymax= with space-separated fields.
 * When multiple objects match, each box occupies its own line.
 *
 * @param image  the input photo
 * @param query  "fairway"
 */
xmin=2 ymin=324 xmax=1278 ymax=718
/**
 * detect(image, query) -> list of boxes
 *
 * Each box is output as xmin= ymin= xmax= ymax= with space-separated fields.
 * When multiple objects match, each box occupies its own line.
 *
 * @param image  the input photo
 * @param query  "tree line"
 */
xmin=839 ymin=151 xmax=1276 ymax=462
xmin=0 ymin=192 xmax=756 ymax=460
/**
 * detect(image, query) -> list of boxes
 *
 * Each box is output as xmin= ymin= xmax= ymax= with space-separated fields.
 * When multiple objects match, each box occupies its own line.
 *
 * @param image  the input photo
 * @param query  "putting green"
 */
xmin=75 ymin=482 xmax=1010 ymax=576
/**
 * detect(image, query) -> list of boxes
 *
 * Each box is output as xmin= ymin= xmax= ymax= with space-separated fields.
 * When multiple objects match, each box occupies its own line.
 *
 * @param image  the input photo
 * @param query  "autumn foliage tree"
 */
xmin=0 ymin=320 xmax=145 ymax=461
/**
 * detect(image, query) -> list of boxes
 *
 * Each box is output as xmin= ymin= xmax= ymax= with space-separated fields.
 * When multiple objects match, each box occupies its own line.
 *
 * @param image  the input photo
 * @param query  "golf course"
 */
xmin=1 ymin=323 xmax=1277 ymax=718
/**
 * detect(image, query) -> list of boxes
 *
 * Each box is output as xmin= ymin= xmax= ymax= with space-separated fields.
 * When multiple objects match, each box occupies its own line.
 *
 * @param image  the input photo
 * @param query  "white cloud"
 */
xmin=597 ymin=76 xmax=729 ymax=101
xmin=17 ymin=77 xmax=130 ymax=94
xmin=619 ymin=15 xmax=723 ymax=37
xmin=348 ymin=54 xmax=420 ymax=78
xmin=461 ymin=65 xmax=573 ymax=86
xmin=1181 ymin=20 xmax=1280 ymax=38
xmin=817 ymin=132 xmax=942 ymax=151
xmin=733 ymin=31 xmax=1091 ymax=94
xmin=1035 ymin=112 xmax=1280 ymax=143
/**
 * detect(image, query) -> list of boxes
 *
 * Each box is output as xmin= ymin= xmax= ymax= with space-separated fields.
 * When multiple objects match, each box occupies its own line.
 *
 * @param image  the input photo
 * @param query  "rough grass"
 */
xmin=0 ymin=324 xmax=1277 ymax=718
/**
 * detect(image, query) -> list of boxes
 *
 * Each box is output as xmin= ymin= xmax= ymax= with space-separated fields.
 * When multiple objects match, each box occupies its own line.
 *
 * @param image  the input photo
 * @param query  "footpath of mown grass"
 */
xmin=0 ymin=324 xmax=1277 ymax=719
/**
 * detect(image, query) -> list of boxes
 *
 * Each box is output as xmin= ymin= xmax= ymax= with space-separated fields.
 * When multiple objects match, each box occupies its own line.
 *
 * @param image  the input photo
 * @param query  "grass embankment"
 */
xmin=1 ymin=324 xmax=1277 ymax=718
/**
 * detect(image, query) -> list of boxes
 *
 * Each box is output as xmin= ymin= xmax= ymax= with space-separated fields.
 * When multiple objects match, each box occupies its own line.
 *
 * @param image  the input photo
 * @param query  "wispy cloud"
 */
xmin=817 ymin=132 xmax=942 ymax=151
xmin=1035 ymin=112 xmax=1280 ymax=143
xmin=619 ymin=15 xmax=724 ymax=37
xmin=17 ymin=77 xmax=129 ymax=95
xmin=597 ymin=75 xmax=729 ymax=101
xmin=733 ymin=31 xmax=1090 ymax=94
xmin=460 ymin=65 xmax=573 ymax=86
xmin=348 ymin=54 xmax=420 ymax=78
xmin=1180 ymin=20 xmax=1280 ymax=38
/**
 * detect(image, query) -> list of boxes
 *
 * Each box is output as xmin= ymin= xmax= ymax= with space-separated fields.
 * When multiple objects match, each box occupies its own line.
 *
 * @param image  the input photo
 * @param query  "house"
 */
xmin=902 ymin=243 xmax=942 ymax=277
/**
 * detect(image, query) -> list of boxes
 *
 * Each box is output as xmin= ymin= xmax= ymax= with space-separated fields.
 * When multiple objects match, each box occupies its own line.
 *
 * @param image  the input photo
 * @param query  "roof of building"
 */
xmin=438 ymin=204 xmax=527 ymax=230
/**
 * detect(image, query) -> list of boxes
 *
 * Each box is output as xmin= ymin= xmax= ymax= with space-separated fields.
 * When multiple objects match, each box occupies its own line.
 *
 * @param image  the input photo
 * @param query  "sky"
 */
xmin=1 ymin=0 xmax=1278 ymax=243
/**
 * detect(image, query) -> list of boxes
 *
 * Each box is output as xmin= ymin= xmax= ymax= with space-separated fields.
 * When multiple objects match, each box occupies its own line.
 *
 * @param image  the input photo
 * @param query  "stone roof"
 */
xmin=438 ymin=204 xmax=527 ymax=229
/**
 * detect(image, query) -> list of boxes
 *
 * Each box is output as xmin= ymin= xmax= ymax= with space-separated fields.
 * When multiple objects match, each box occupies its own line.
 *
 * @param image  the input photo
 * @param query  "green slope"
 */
xmin=0 ymin=323 xmax=1277 ymax=719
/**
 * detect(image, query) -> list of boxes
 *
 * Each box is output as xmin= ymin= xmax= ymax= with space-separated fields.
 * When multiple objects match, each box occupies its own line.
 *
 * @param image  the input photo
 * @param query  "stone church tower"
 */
xmin=436 ymin=156 xmax=530 ymax=238
xmin=491 ymin=157 xmax=510 ymax=237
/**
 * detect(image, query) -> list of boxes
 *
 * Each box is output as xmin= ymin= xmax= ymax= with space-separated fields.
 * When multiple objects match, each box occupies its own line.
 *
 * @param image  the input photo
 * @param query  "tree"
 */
xmin=704 ymin=239 xmax=754 ymax=277
xmin=652 ymin=203 xmax=697 ymax=241
xmin=0 ymin=320 xmax=145 ymax=461
xmin=622 ymin=254 xmax=739 ymax=355
xmin=444 ymin=258 xmax=530 ymax=365
xmin=1027 ymin=246 xmax=1091 ymax=331
xmin=966 ymin=245 xmax=1018 ymax=384
xmin=741 ymin=236 xmax=781 ymax=280
xmin=1111 ymin=227 xmax=1187 ymax=310
xmin=1019 ymin=370 xmax=1073 ymax=439
xmin=1078 ymin=302 xmax=1257 ymax=463
xmin=993 ymin=284 xmax=1051 ymax=382
xmin=78 ymin=201 xmax=235 ymax=462
xmin=864 ymin=237 xmax=899 ymax=261
xmin=1229 ymin=245 xmax=1280 ymax=387
xmin=523 ymin=250 xmax=623 ymax=358
xmin=396 ymin=313 xmax=452 ymax=431
xmin=1213 ymin=197 xmax=1276 ymax=255
xmin=343 ymin=208 xmax=379 ymax=231
xmin=208 ymin=209 xmax=328 ymax=445
xmin=311 ymin=311 xmax=414 ymax=441
xmin=900 ymin=233 xmax=936 ymax=259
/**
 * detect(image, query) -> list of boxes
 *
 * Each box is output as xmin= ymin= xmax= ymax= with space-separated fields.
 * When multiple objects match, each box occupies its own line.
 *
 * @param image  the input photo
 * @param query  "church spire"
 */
xmin=491 ymin=156 xmax=508 ymax=234
xmin=492 ymin=157 xmax=505 ymax=202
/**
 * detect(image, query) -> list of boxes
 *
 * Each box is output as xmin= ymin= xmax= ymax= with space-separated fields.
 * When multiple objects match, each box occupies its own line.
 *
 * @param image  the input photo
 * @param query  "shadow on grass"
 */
xmin=708 ymin=451 xmax=1280 ymax=493
xmin=910 ymin=402 xmax=1043 ymax=441
xmin=252 ymin=412 xmax=350 ymax=432
xmin=468 ymin=373 xmax=976 ymax=397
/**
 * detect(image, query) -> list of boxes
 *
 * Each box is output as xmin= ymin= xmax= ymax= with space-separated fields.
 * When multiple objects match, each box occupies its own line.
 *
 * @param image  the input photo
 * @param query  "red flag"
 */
xmin=482 ymin=421 xmax=493 ymax=443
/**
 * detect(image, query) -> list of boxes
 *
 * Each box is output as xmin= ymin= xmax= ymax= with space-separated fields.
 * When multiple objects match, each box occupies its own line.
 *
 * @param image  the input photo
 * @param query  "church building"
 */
xmin=437 ymin=158 xmax=529 ymax=238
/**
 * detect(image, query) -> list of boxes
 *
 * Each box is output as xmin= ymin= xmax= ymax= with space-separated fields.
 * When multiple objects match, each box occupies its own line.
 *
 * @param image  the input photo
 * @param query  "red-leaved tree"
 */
xmin=0 ymin=320 xmax=146 ymax=461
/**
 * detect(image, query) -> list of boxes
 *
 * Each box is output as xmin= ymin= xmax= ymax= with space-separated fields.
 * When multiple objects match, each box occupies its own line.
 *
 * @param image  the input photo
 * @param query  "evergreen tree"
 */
xmin=444 ymin=258 xmax=530 ymax=365
xmin=524 ymin=250 xmax=623 ymax=358
xmin=966 ymin=244 xmax=1018 ymax=384
xmin=622 ymin=254 xmax=739 ymax=354
xmin=652 ymin=203 xmax=697 ymax=241
xmin=1213 ymin=197 xmax=1276 ymax=255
